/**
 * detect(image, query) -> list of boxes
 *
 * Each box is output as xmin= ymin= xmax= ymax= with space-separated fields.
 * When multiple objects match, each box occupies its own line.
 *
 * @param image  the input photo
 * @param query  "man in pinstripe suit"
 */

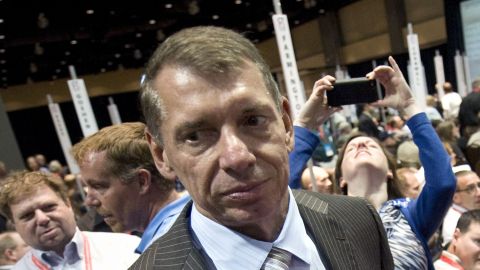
xmin=131 ymin=26 xmax=393 ymax=269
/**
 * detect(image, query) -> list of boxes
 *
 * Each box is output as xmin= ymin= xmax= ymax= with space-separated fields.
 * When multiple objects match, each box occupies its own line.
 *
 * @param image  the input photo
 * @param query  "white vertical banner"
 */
xmin=47 ymin=95 xmax=80 ymax=174
xmin=407 ymin=61 xmax=414 ymax=90
xmin=335 ymin=65 xmax=344 ymax=80
xmin=67 ymin=66 xmax=98 ymax=137
xmin=107 ymin=97 xmax=122 ymax=125
xmin=272 ymin=14 xmax=306 ymax=119
xmin=433 ymin=50 xmax=446 ymax=99
xmin=463 ymin=53 xmax=473 ymax=94
xmin=406 ymin=23 xmax=427 ymax=110
xmin=454 ymin=50 xmax=468 ymax=97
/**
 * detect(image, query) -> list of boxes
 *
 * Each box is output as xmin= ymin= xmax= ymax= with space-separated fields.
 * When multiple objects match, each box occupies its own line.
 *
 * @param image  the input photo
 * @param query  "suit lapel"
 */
xmin=294 ymin=191 xmax=358 ymax=269
xmin=148 ymin=201 xmax=207 ymax=270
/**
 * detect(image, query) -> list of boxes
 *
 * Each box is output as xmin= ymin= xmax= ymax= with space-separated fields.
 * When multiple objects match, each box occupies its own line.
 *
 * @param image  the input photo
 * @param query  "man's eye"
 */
xmin=183 ymin=130 xmax=217 ymax=146
xmin=465 ymin=185 xmax=475 ymax=192
xmin=90 ymin=184 xmax=105 ymax=191
xmin=185 ymin=132 xmax=199 ymax=142
xmin=43 ymin=204 xmax=57 ymax=212
xmin=245 ymin=116 xmax=266 ymax=126
xmin=20 ymin=212 xmax=34 ymax=221
xmin=473 ymin=239 xmax=480 ymax=246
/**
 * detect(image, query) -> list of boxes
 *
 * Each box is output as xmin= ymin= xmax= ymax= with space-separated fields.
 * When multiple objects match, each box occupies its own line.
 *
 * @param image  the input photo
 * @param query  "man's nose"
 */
xmin=85 ymin=189 xmax=101 ymax=207
xmin=474 ymin=183 xmax=480 ymax=195
xmin=35 ymin=210 xmax=50 ymax=226
xmin=218 ymin=129 xmax=255 ymax=173
xmin=326 ymin=179 xmax=332 ymax=187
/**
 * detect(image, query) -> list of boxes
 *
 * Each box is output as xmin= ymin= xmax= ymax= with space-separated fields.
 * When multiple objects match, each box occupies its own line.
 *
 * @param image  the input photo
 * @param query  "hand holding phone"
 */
xmin=327 ymin=78 xmax=380 ymax=106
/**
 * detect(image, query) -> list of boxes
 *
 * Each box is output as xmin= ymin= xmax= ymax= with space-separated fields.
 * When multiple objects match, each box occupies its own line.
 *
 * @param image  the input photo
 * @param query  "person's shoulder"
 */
xmin=293 ymin=190 xmax=371 ymax=211
xmin=11 ymin=250 xmax=33 ymax=269
xmin=83 ymin=231 xmax=141 ymax=245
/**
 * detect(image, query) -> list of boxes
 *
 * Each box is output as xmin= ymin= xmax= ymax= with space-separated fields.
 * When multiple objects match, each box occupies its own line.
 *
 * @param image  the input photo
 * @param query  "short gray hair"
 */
xmin=140 ymin=26 xmax=281 ymax=143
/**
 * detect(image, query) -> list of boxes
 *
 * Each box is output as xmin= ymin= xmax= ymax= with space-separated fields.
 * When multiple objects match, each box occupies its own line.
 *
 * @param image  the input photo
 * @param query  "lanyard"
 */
xmin=31 ymin=233 xmax=92 ymax=270
xmin=440 ymin=254 xmax=463 ymax=270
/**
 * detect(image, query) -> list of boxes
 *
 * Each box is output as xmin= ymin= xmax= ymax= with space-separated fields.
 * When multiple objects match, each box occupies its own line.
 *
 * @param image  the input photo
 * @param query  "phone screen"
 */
xmin=327 ymin=78 xmax=381 ymax=106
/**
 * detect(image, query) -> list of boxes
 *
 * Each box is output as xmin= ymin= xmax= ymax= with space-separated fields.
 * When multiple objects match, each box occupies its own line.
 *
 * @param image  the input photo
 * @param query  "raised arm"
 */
xmin=369 ymin=56 xmax=455 ymax=239
xmin=289 ymin=76 xmax=341 ymax=188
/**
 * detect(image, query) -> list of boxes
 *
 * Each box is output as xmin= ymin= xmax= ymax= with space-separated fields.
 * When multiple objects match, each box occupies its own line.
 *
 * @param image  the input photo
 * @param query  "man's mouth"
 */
xmin=221 ymin=181 xmax=267 ymax=202
xmin=40 ymin=227 xmax=58 ymax=239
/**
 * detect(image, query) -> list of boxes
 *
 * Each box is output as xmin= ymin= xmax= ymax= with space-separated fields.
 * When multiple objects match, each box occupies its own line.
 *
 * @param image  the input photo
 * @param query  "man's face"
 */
xmin=341 ymin=136 xmax=389 ymax=183
xmin=35 ymin=155 xmax=46 ymax=166
xmin=148 ymin=62 xmax=293 ymax=239
xmin=301 ymin=167 xmax=332 ymax=194
xmin=26 ymin=157 xmax=39 ymax=171
xmin=400 ymin=170 xmax=421 ymax=199
xmin=453 ymin=222 xmax=480 ymax=270
xmin=80 ymin=151 xmax=140 ymax=232
xmin=454 ymin=173 xmax=480 ymax=210
xmin=10 ymin=186 xmax=76 ymax=255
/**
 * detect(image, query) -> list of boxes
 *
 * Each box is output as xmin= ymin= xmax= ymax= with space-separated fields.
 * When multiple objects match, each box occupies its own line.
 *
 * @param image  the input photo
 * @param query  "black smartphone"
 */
xmin=327 ymin=78 xmax=380 ymax=106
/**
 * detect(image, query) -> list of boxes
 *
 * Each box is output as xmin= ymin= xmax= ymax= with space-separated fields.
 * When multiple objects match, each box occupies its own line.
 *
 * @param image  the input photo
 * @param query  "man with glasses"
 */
xmin=443 ymin=165 xmax=480 ymax=246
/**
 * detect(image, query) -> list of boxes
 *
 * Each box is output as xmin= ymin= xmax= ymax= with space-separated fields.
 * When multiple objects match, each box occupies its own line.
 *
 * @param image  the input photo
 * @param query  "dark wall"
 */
xmin=7 ymin=91 xmax=142 ymax=167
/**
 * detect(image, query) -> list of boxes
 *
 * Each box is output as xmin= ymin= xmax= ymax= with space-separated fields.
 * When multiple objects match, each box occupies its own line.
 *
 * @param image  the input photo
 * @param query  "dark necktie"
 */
xmin=260 ymin=246 xmax=292 ymax=270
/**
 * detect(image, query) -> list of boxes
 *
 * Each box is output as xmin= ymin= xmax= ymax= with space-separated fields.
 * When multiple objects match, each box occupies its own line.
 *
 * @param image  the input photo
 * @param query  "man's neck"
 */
xmin=143 ymin=190 xmax=181 ymax=231
xmin=227 ymin=191 xmax=289 ymax=242
xmin=0 ymin=259 xmax=13 ymax=266
xmin=193 ymin=189 xmax=290 ymax=242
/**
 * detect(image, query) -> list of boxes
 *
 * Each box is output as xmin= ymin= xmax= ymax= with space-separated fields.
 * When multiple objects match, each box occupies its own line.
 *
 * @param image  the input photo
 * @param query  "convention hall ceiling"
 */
xmin=1 ymin=0 xmax=356 ymax=89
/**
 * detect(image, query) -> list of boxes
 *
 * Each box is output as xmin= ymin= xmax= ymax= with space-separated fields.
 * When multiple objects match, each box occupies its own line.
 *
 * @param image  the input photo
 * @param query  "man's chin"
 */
xmin=104 ymin=218 xmax=126 ymax=232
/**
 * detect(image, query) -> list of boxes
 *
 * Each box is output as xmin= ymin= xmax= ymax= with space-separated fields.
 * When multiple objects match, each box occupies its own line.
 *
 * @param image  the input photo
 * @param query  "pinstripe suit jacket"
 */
xmin=129 ymin=190 xmax=393 ymax=270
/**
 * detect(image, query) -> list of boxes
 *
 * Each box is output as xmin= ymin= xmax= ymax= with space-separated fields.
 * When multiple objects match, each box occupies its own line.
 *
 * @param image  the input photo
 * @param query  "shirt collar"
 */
xmin=135 ymin=193 xmax=191 ymax=253
xmin=35 ymin=227 xmax=82 ymax=266
xmin=441 ymin=250 xmax=462 ymax=265
xmin=191 ymin=188 xmax=312 ymax=269
xmin=452 ymin=203 xmax=468 ymax=213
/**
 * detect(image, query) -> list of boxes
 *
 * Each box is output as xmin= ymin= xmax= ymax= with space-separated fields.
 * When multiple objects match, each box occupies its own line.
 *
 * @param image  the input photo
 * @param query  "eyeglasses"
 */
xmin=456 ymin=182 xmax=480 ymax=194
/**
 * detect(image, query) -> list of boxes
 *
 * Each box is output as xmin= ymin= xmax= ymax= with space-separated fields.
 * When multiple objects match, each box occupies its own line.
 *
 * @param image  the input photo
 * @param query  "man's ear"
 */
xmin=307 ymin=183 xmax=313 ymax=191
xmin=136 ymin=169 xmax=152 ymax=195
xmin=339 ymin=178 xmax=347 ymax=188
xmin=4 ymin=248 xmax=16 ymax=261
xmin=451 ymin=228 xmax=462 ymax=252
xmin=453 ymin=192 xmax=461 ymax=205
xmin=387 ymin=170 xmax=393 ymax=180
xmin=145 ymin=128 xmax=176 ymax=180
xmin=281 ymin=97 xmax=294 ymax=152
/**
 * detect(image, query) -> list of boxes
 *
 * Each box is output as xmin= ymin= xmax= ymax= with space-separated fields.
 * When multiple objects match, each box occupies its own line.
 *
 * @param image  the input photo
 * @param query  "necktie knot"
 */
xmin=261 ymin=246 xmax=292 ymax=270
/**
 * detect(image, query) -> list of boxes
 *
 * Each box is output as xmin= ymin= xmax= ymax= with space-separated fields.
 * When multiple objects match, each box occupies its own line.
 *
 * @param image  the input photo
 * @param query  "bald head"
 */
xmin=301 ymin=166 xmax=332 ymax=194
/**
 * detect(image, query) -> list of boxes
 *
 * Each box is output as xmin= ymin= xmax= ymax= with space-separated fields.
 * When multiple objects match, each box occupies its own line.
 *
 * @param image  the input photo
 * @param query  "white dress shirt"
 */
xmin=442 ymin=204 xmax=467 ymax=246
xmin=13 ymin=228 xmax=140 ymax=270
xmin=191 ymin=188 xmax=325 ymax=270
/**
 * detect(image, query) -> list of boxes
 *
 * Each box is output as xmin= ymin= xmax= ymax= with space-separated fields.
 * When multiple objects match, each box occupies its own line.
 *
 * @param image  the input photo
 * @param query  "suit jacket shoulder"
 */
xmin=130 ymin=192 xmax=394 ymax=270
xmin=129 ymin=201 xmax=205 ymax=270
xmin=293 ymin=190 xmax=393 ymax=270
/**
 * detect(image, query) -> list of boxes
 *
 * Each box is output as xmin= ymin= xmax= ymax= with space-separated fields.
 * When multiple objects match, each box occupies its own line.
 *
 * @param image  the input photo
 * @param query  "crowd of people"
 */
xmin=0 ymin=25 xmax=480 ymax=270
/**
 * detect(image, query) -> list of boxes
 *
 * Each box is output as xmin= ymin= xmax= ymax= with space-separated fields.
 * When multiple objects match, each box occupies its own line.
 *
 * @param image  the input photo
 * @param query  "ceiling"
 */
xmin=1 ymin=0 xmax=357 ymax=89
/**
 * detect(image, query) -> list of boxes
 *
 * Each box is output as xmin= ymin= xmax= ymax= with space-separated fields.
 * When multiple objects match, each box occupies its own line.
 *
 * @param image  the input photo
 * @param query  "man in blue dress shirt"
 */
xmin=72 ymin=122 xmax=190 ymax=253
